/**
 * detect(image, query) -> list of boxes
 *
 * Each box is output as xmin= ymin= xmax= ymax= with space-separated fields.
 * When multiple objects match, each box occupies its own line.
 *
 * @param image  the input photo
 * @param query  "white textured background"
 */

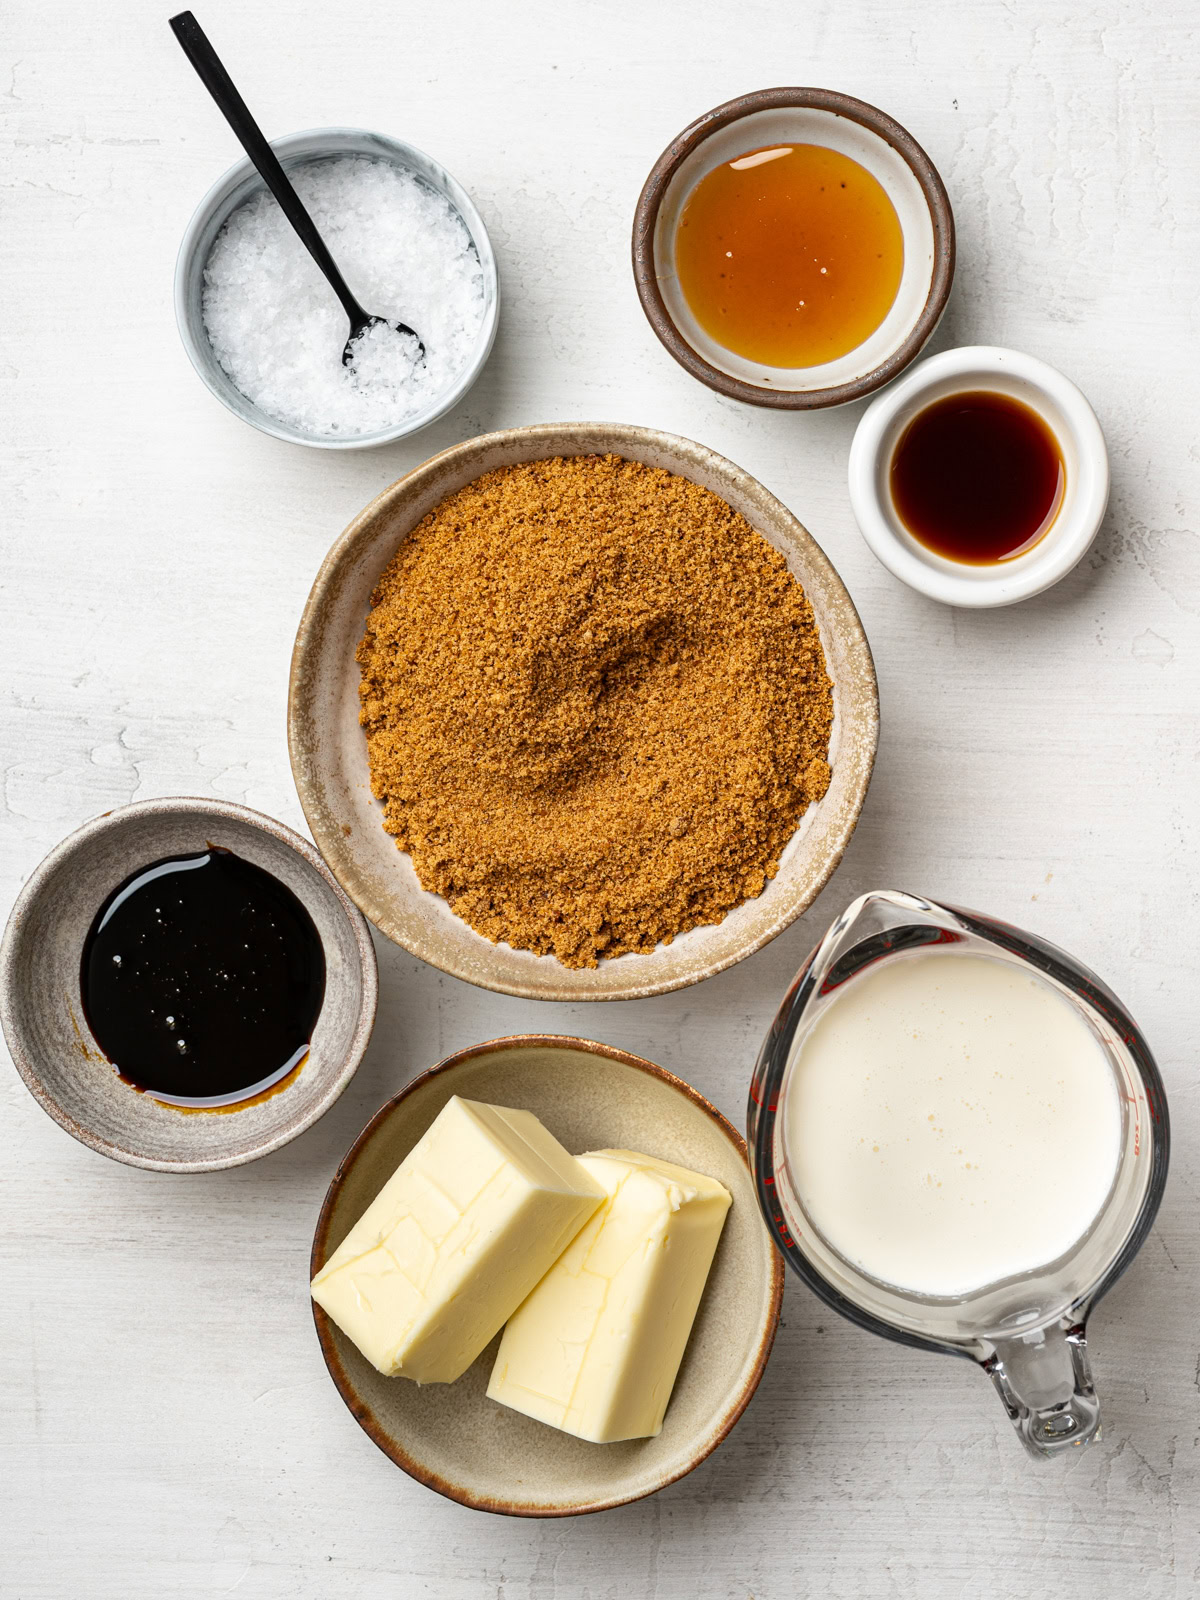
xmin=2 ymin=2 xmax=1197 ymax=1595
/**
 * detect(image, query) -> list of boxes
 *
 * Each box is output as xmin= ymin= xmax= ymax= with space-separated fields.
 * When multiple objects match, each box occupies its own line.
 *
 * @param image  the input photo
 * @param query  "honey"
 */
xmin=673 ymin=143 xmax=904 ymax=368
xmin=890 ymin=391 xmax=1065 ymax=564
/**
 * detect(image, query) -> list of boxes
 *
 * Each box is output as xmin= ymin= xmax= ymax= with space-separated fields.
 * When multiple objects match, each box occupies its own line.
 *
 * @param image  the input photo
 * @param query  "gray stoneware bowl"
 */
xmin=174 ymin=126 xmax=500 ymax=449
xmin=0 ymin=798 xmax=378 ymax=1172
xmin=310 ymin=1035 xmax=784 ymax=1516
xmin=289 ymin=421 xmax=879 ymax=1002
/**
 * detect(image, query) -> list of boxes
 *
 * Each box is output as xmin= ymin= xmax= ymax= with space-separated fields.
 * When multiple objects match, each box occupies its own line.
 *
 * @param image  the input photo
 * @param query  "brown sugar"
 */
xmin=356 ymin=455 xmax=834 ymax=968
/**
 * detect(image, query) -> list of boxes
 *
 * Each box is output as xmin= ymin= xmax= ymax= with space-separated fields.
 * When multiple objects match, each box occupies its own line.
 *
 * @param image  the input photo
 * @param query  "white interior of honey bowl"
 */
xmin=309 ymin=1038 xmax=782 ymax=1515
xmin=288 ymin=422 xmax=879 ymax=1001
xmin=651 ymin=106 xmax=938 ymax=395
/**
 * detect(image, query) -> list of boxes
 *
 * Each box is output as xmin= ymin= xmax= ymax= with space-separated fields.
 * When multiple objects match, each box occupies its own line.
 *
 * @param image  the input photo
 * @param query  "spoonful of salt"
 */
xmin=169 ymin=11 xmax=424 ymax=368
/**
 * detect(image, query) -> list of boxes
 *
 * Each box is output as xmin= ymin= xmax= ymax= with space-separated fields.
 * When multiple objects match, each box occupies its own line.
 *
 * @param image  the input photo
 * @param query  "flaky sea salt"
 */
xmin=201 ymin=155 xmax=486 ymax=439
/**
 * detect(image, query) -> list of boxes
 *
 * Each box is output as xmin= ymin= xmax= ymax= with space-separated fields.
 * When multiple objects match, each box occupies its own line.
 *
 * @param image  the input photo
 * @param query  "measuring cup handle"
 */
xmin=982 ymin=1320 xmax=1101 ymax=1458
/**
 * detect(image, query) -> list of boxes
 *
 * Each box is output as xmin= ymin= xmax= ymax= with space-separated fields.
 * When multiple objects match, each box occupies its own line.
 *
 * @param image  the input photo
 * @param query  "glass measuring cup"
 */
xmin=748 ymin=890 xmax=1169 ymax=1458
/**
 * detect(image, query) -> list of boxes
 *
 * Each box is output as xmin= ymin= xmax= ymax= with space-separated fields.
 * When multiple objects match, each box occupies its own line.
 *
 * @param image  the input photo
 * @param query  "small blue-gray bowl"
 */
xmin=173 ymin=126 xmax=500 ymax=450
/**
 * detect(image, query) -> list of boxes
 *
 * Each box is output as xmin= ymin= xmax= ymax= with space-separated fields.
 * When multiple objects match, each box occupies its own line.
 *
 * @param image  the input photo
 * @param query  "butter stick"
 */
xmin=487 ymin=1148 xmax=732 ymax=1442
xmin=311 ymin=1097 xmax=604 ymax=1384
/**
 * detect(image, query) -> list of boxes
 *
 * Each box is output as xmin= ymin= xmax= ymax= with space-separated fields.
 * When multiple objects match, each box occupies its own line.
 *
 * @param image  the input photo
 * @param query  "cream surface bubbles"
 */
xmin=783 ymin=952 xmax=1122 ymax=1297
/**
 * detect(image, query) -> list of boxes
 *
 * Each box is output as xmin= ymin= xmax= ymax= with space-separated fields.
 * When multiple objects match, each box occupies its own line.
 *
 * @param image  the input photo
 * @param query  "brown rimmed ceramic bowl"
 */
xmin=288 ymin=421 xmax=879 ymax=1002
xmin=632 ymin=88 xmax=955 ymax=408
xmin=0 ymin=797 xmax=377 ymax=1172
xmin=309 ymin=1035 xmax=784 ymax=1516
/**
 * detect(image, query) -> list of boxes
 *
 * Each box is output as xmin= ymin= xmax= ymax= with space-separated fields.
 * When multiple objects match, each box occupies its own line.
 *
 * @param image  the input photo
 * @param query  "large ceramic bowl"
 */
xmin=288 ymin=422 xmax=879 ymax=1001
xmin=310 ymin=1035 xmax=784 ymax=1516
xmin=0 ymin=798 xmax=377 ymax=1172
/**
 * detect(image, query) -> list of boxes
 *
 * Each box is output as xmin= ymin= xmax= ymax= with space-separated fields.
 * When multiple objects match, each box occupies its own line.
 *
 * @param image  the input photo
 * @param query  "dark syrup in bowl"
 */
xmin=80 ymin=847 xmax=326 ymax=1107
xmin=890 ymin=390 xmax=1065 ymax=564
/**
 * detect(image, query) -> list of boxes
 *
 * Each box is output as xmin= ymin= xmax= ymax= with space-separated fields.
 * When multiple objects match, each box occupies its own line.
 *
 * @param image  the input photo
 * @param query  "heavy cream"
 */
xmin=783 ymin=952 xmax=1122 ymax=1297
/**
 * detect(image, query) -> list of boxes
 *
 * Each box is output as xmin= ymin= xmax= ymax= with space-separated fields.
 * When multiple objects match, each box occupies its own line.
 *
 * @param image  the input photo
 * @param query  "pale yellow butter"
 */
xmin=486 ymin=1148 xmax=732 ymax=1442
xmin=310 ymin=1097 xmax=604 ymax=1383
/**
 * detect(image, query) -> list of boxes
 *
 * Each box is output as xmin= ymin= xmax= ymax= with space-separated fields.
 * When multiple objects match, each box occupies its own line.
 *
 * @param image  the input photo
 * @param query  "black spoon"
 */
xmin=169 ymin=10 xmax=424 ymax=366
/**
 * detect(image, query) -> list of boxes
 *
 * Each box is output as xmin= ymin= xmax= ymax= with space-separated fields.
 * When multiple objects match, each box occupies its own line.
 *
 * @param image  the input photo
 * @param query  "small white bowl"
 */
xmin=848 ymin=346 xmax=1109 ymax=606
xmin=174 ymin=127 xmax=500 ymax=451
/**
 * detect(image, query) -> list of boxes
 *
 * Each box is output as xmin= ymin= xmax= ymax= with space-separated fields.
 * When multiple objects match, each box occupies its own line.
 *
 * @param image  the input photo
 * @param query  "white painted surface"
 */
xmin=1 ymin=1 xmax=1196 ymax=1595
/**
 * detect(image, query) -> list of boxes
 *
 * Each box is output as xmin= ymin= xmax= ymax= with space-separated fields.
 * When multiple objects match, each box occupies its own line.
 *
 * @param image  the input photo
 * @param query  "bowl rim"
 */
xmin=172 ymin=125 xmax=501 ymax=451
xmin=847 ymin=345 xmax=1111 ymax=607
xmin=287 ymin=419 xmax=880 ymax=1001
xmin=309 ymin=1032 xmax=786 ymax=1516
xmin=0 ymin=795 xmax=379 ymax=1172
xmin=631 ymin=87 xmax=956 ymax=409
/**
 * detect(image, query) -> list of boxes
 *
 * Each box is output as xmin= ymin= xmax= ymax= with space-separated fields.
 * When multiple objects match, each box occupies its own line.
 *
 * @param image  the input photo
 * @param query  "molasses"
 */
xmin=80 ymin=847 xmax=325 ymax=1107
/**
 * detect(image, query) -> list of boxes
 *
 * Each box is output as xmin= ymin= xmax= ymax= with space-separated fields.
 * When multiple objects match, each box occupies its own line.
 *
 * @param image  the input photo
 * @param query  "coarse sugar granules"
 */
xmin=357 ymin=454 xmax=834 ymax=968
xmin=202 ymin=156 xmax=485 ymax=438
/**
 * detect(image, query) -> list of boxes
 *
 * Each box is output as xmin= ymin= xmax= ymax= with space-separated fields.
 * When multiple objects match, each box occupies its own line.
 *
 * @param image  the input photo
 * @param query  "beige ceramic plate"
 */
xmin=310 ymin=1036 xmax=784 ymax=1516
xmin=289 ymin=422 xmax=878 ymax=1001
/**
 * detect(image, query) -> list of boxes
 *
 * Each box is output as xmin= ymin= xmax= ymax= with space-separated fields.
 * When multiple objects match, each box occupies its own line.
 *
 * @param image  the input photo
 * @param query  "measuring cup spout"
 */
xmin=983 ymin=1321 xmax=1101 ymax=1457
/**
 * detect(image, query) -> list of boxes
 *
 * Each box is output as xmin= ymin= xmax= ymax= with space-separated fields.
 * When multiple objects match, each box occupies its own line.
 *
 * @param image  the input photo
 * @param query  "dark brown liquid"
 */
xmin=80 ymin=847 xmax=325 ymax=1107
xmin=890 ymin=391 xmax=1065 ymax=564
